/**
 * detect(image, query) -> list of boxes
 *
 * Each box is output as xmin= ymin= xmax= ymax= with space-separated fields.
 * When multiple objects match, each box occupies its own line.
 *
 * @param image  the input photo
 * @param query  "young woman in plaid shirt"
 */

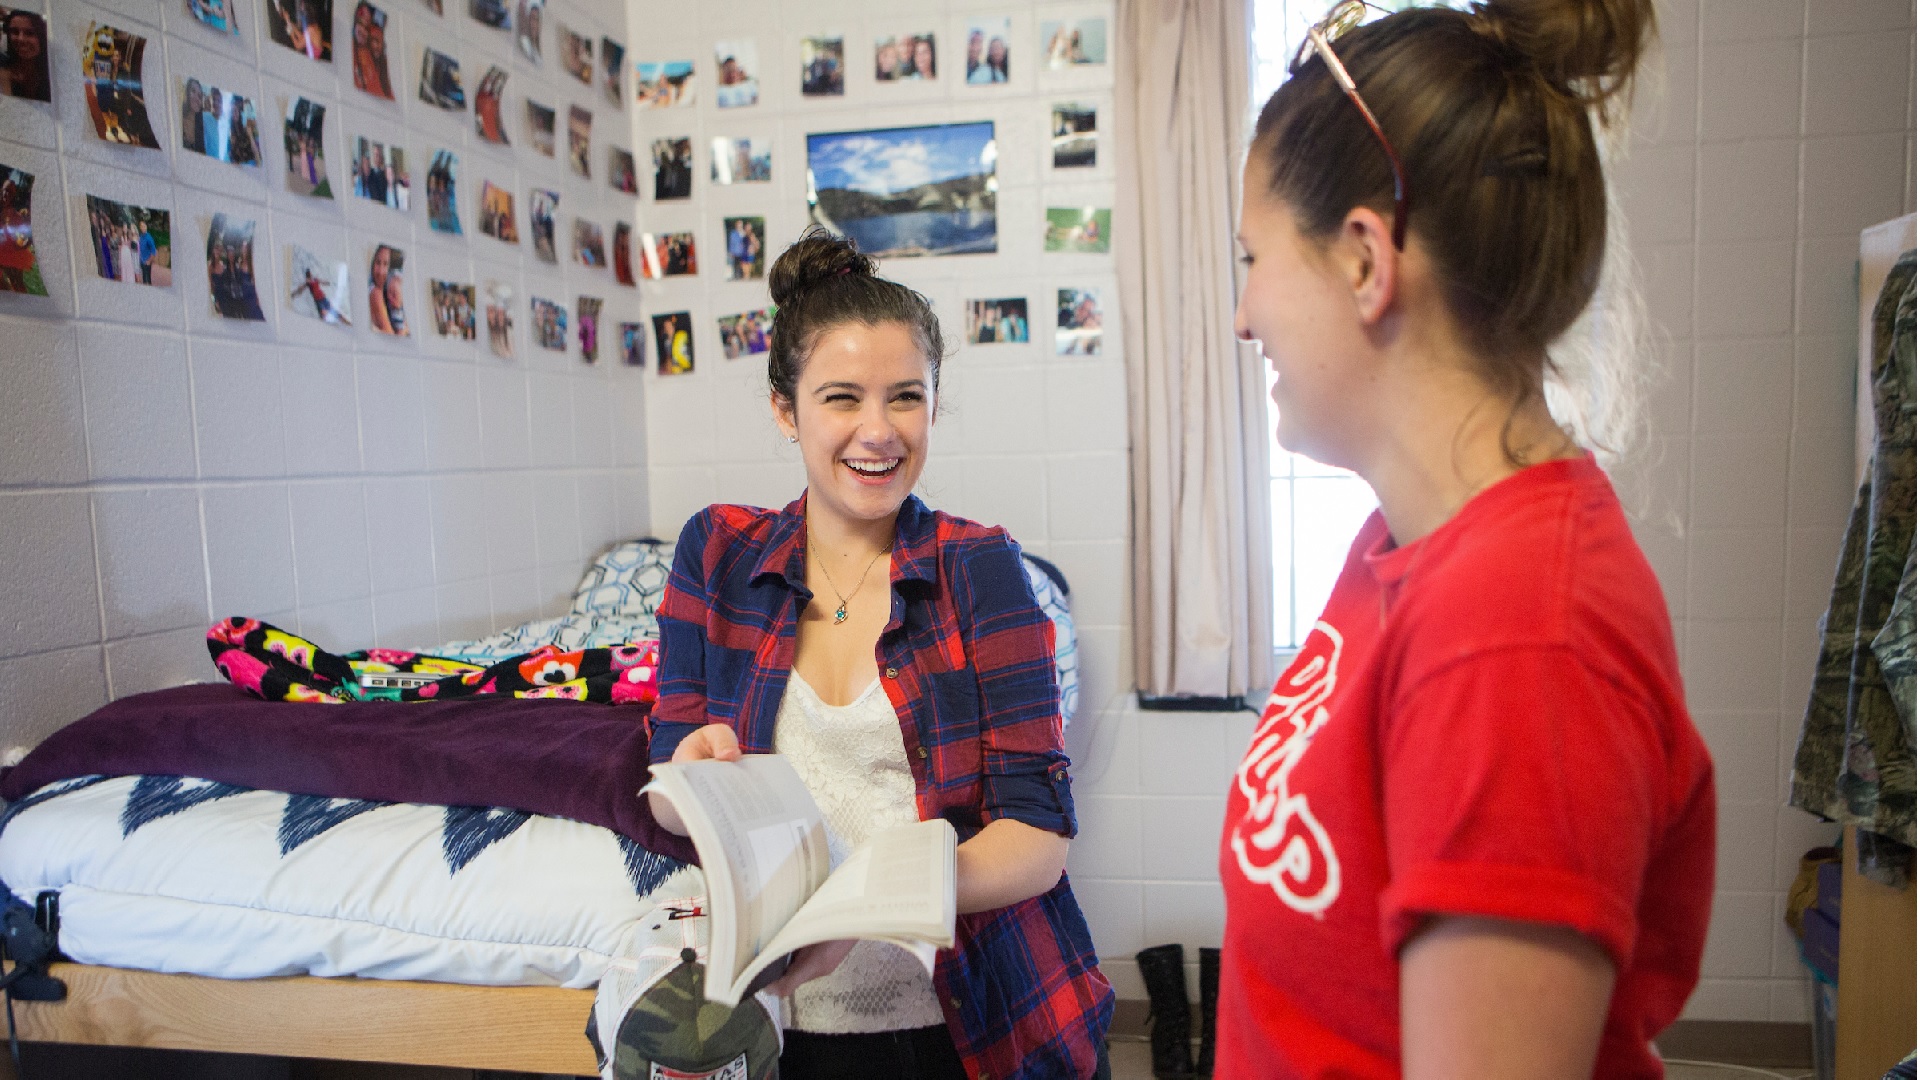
xmin=648 ymin=229 xmax=1114 ymax=1080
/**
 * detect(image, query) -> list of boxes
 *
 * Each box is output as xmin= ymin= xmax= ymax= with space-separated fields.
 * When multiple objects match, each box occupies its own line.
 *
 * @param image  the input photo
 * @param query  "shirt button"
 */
xmin=884 ymin=666 xmax=899 ymax=679
xmin=917 ymin=746 xmax=929 ymax=759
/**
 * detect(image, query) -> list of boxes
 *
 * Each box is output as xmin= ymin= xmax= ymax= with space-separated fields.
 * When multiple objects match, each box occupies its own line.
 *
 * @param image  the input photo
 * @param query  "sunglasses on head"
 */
xmin=1290 ymin=0 xmax=1410 ymax=250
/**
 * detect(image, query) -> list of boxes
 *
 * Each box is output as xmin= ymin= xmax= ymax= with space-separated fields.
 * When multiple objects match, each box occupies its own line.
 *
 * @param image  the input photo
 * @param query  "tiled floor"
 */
xmin=1103 ymin=1040 xmax=1816 ymax=1080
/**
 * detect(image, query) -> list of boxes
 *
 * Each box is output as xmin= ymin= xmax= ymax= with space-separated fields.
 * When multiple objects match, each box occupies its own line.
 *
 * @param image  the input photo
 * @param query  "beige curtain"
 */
xmin=1115 ymin=0 xmax=1273 ymax=700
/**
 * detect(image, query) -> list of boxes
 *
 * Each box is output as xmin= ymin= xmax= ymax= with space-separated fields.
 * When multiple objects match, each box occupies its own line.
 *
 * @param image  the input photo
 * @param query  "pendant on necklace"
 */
xmin=834 ymin=604 xmax=848 ymax=624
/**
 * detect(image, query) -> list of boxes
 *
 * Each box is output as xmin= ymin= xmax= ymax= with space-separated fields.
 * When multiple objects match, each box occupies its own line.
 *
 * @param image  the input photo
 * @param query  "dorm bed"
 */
xmin=0 ymin=539 xmax=1080 ymax=1075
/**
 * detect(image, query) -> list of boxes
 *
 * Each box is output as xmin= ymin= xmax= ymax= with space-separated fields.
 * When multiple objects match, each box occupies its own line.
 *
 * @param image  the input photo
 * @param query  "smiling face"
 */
xmin=773 ymin=320 xmax=934 ymax=528
xmin=1233 ymin=156 xmax=1377 ymax=468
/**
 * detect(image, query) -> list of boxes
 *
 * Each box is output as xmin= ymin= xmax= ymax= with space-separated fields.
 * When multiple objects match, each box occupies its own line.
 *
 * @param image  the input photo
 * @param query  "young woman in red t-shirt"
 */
xmin=1219 ymin=1 xmax=1716 ymax=1077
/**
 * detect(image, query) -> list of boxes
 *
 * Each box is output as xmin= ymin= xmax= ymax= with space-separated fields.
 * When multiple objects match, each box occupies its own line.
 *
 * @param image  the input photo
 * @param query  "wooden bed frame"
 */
xmin=11 ymin=963 xmax=600 ymax=1075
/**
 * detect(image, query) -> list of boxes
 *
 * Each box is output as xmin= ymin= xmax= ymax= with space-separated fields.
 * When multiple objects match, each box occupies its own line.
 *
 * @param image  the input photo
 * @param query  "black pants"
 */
xmin=779 ymin=1026 xmax=1111 ymax=1080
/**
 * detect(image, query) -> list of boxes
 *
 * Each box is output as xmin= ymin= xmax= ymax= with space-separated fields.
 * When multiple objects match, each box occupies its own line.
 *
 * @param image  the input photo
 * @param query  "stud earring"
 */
xmin=787 ymin=435 xmax=797 ymax=443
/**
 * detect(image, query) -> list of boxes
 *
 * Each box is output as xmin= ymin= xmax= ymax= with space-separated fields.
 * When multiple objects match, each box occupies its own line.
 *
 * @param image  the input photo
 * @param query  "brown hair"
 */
xmin=1252 ymin=0 xmax=1655 ymax=392
xmin=766 ymin=227 xmax=946 ymax=407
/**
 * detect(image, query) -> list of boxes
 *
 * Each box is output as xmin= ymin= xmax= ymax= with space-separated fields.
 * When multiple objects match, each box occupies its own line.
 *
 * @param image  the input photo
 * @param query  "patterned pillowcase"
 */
xmin=1022 ymin=554 xmax=1079 ymax=729
xmin=572 ymin=539 xmax=674 ymax=619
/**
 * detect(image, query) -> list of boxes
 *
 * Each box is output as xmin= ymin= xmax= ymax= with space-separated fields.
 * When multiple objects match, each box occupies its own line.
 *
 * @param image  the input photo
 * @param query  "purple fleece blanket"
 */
xmin=0 ymin=683 xmax=696 ymax=864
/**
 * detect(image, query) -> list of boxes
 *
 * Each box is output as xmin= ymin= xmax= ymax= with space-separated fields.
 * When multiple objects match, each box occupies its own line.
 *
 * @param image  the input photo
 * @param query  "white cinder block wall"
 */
xmin=0 ymin=0 xmax=652 ymax=750
xmin=1611 ymin=0 xmax=1916 ymax=1024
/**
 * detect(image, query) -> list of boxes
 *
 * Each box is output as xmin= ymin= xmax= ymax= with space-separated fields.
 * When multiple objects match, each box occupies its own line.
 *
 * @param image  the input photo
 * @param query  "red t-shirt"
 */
xmin=1216 ymin=455 xmax=1715 ymax=1079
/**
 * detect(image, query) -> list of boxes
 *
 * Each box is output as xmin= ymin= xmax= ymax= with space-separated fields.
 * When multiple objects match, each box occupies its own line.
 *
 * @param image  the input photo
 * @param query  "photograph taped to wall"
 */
xmin=710 ymin=136 xmax=769 ymax=184
xmin=514 ymin=0 xmax=541 ymax=61
xmin=1056 ymin=287 xmax=1101 ymax=355
xmin=966 ymin=297 xmax=1027 ymax=344
xmin=634 ymin=59 xmax=692 ymax=107
xmin=619 ymin=321 xmax=644 ymax=366
xmin=0 ymin=165 xmax=47 ymax=296
xmin=430 ymin=279 xmax=475 ymax=338
xmin=475 ymin=65 xmax=509 ymax=143
xmin=367 ymin=242 xmax=407 ymax=335
xmin=651 ymin=136 xmax=691 ymax=199
xmin=874 ymin=31 xmax=935 ymax=81
xmin=86 ymin=194 xmax=171 ymax=286
xmin=483 ymin=279 xmax=512 ymax=356
xmin=83 ymin=23 xmax=160 ymax=148
xmin=574 ymin=217 xmax=604 ymax=268
xmin=722 ymin=215 xmax=764 ymax=281
xmin=806 ymin=122 xmax=996 ymax=258
xmin=713 ymin=39 xmax=758 ymax=108
xmin=601 ymin=37 xmax=624 ymax=106
xmin=351 ymin=2 xmax=394 ymax=99
xmin=267 ymin=0 xmax=333 ymax=61
xmin=469 ymin=0 xmax=508 ymax=30
xmin=566 ymin=105 xmax=591 ymax=176
xmin=577 ymin=295 xmax=600 ymax=361
xmin=186 ymin=0 xmax=242 ymax=37
xmin=561 ymin=28 xmax=591 ymax=85
xmin=352 ymin=136 xmax=409 ymax=210
xmin=529 ymin=187 xmax=558 ymax=262
xmin=800 ymin=36 xmax=842 ymax=97
xmin=1042 ymin=17 xmax=1107 ymax=68
xmin=478 ymin=180 xmax=516 ymax=242
xmin=963 ymin=17 xmax=1010 ymax=85
xmin=530 ymin=294 xmax=566 ymax=351
xmin=1052 ymin=103 xmax=1096 ymax=168
xmin=419 ymin=47 xmax=465 ymax=110
xmin=612 ymin=220 xmax=633 ymax=285
xmin=653 ymin=310 xmax=692 ymax=375
xmin=288 ymin=244 xmax=350 ymax=324
xmin=610 ymin=147 xmax=636 ymax=193
xmin=284 ymin=97 xmax=333 ymax=197
xmin=427 ymin=149 xmax=460 ymax=234
xmin=639 ymin=230 xmax=694 ymax=278
xmin=1045 ymin=206 xmax=1109 ymax=252
xmin=1 ymin=8 xmax=52 ymax=100
xmin=528 ymin=100 xmax=555 ymax=156
xmin=207 ymin=213 xmax=265 ymax=321
xmin=717 ymin=308 xmax=772 ymax=360
xmin=180 ymin=80 xmax=263 ymax=166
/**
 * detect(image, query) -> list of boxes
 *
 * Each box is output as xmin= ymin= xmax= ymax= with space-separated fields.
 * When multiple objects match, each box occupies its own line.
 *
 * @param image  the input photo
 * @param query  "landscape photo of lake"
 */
xmin=805 ymin=121 xmax=996 ymax=258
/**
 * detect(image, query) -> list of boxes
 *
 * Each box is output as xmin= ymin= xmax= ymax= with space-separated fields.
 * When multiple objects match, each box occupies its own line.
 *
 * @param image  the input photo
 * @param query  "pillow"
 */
xmin=573 ymin=539 xmax=674 ymax=619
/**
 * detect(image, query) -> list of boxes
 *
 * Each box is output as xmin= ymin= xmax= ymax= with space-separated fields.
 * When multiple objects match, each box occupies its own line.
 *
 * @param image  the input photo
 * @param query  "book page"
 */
xmin=646 ymin=756 xmax=831 ymax=997
xmin=729 ymin=817 xmax=957 ymax=1001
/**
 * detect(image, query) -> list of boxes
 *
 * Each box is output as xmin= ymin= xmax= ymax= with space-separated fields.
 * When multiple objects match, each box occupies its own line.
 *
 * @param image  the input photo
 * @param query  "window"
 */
xmin=1250 ymin=2 xmax=1381 ymax=654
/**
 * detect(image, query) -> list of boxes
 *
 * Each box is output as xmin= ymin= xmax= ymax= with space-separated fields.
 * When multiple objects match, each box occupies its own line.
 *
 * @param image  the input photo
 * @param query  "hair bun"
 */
xmin=1471 ymin=0 xmax=1655 ymax=106
xmin=768 ymin=227 xmax=876 ymax=308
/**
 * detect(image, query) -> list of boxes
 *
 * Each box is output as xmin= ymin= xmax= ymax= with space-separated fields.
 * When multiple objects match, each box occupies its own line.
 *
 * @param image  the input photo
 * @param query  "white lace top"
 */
xmin=771 ymin=671 xmax=945 ymax=1034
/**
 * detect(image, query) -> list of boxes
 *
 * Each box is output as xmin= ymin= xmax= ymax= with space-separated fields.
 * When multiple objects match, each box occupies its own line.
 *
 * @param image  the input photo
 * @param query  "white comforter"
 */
xmin=0 ymin=775 xmax=687 ymax=989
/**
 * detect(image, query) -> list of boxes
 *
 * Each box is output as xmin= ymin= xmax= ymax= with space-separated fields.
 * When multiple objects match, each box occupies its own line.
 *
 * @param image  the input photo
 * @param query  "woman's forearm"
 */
xmin=955 ymin=817 xmax=1069 ymax=914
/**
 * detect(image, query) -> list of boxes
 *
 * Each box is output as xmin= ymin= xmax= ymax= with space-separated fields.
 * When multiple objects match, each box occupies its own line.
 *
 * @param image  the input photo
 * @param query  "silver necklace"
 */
xmin=809 ymin=533 xmax=890 ymax=625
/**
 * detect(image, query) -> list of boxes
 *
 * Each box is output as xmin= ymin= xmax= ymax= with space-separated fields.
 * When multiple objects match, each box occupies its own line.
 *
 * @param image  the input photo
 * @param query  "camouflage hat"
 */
xmin=612 ymin=947 xmax=782 ymax=1080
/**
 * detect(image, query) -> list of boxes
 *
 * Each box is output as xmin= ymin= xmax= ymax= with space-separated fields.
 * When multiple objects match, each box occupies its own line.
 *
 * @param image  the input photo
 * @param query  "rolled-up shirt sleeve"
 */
xmin=958 ymin=533 xmax=1077 ymax=838
xmin=647 ymin=510 xmax=715 ymax=766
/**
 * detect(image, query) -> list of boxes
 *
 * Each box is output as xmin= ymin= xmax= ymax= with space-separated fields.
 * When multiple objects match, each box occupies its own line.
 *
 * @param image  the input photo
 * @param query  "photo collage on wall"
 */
xmin=4 ymin=5 xmax=1114 ymax=377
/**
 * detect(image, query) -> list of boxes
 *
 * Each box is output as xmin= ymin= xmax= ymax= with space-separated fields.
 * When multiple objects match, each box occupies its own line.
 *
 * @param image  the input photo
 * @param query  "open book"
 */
xmin=645 ymin=754 xmax=958 ymax=1006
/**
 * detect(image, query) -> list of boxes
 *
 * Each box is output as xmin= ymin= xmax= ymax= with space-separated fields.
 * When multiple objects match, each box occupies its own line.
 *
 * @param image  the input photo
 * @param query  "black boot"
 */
xmin=1196 ymin=947 xmax=1219 ymax=1076
xmin=1135 ymin=944 xmax=1195 ymax=1079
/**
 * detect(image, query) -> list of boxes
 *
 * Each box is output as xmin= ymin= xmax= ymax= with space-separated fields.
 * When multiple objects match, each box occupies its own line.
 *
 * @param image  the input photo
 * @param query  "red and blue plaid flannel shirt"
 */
xmin=650 ymin=493 xmax=1114 ymax=1080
